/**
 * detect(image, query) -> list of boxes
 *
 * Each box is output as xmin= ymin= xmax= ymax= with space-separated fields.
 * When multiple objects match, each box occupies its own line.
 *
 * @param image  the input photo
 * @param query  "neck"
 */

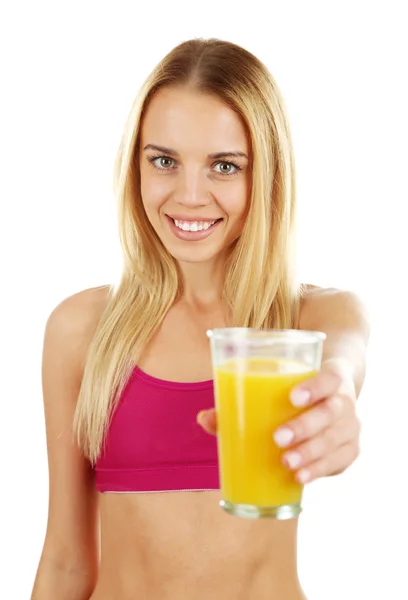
xmin=178 ymin=259 xmax=225 ymax=309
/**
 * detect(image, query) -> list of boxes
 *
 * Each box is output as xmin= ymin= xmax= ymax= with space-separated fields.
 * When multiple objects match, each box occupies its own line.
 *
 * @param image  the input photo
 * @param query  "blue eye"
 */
xmin=147 ymin=155 xmax=242 ymax=177
xmin=213 ymin=162 xmax=240 ymax=176
xmin=149 ymin=156 xmax=174 ymax=170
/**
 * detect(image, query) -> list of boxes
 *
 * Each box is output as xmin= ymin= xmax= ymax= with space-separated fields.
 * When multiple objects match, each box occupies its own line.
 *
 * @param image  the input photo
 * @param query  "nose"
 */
xmin=174 ymin=167 xmax=212 ymax=208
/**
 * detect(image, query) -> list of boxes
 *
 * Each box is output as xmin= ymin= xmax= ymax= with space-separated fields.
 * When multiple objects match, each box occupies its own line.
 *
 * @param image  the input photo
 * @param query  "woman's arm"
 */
xmin=299 ymin=286 xmax=371 ymax=398
xmin=31 ymin=290 xmax=105 ymax=599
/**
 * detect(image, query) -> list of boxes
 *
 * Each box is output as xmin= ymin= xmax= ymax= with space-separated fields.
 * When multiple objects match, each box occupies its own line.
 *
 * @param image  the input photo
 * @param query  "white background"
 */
xmin=1 ymin=1 xmax=407 ymax=598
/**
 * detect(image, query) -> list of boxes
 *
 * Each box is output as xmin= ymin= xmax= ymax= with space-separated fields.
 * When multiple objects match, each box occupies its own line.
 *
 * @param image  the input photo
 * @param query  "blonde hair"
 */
xmin=74 ymin=37 xmax=305 ymax=463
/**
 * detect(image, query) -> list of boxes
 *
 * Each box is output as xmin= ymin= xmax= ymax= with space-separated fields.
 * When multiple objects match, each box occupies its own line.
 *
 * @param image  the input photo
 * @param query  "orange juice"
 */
xmin=214 ymin=357 xmax=317 ymax=508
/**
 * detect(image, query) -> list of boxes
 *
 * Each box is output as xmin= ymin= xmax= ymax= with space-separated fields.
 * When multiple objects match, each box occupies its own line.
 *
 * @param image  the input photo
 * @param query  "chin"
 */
xmin=167 ymin=245 xmax=223 ymax=265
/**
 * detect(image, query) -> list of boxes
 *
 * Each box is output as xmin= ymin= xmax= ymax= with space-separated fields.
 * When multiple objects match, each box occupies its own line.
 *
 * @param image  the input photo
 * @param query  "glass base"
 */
xmin=220 ymin=499 xmax=302 ymax=520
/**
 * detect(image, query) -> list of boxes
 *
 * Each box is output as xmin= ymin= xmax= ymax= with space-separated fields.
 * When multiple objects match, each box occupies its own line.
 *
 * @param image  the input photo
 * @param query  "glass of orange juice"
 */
xmin=207 ymin=328 xmax=326 ymax=520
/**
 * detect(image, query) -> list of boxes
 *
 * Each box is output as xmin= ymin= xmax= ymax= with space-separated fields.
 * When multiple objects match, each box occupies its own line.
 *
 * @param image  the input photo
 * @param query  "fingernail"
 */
xmin=284 ymin=452 xmax=302 ymax=469
xmin=274 ymin=428 xmax=294 ymax=447
xmin=297 ymin=469 xmax=311 ymax=484
xmin=290 ymin=389 xmax=311 ymax=407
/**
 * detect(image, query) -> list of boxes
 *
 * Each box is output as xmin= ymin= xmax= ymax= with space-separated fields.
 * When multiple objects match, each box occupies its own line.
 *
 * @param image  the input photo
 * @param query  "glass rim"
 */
xmin=206 ymin=327 xmax=326 ymax=344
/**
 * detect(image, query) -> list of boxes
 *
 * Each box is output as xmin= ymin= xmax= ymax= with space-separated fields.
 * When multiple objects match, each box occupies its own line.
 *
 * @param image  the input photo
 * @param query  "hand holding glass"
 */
xmin=207 ymin=328 xmax=326 ymax=520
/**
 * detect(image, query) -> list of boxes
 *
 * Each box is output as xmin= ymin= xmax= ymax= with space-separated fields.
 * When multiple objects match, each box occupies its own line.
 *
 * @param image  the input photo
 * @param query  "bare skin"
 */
xmin=33 ymin=281 xmax=369 ymax=600
xmin=93 ymin=494 xmax=303 ymax=600
xmin=32 ymin=88 xmax=368 ymax=599
xmin=90 ymin=290 xmax=306 ymax=600
xmin=33 ymin=285 xmax=305 ymax=600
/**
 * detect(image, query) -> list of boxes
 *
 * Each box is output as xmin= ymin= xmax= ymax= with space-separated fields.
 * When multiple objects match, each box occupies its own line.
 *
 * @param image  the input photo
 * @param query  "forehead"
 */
xmin=140 ymin=86 xmax=249 ymax=155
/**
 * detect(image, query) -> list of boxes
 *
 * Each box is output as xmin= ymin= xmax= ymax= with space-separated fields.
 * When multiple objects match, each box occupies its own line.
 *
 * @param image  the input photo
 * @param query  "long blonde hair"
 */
xmin=74 ymin=37 xmax=305 ymax=463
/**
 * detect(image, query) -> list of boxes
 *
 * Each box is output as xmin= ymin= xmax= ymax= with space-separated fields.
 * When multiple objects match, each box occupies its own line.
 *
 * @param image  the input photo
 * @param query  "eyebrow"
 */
xmin=143 ymin=143 xmax=248 ymax=160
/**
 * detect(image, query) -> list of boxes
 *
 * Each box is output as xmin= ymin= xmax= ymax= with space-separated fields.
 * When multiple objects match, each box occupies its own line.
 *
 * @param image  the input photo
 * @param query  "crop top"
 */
xmin=94 ymin=365 xmax=220 ymax=493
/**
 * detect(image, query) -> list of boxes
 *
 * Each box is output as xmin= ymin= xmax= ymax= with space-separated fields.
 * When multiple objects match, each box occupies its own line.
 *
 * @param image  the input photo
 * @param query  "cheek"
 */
xmin=140 ymin=174 xmax=169 ymax=216
xmin=221 ymin=187 xmax=248 ymax=220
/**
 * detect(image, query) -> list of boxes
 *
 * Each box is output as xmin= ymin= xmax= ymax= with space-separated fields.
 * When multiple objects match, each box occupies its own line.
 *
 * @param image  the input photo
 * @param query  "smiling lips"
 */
xmin=165 ymin=214 xmax=223 ymax=241
xmin=173 ymin=219 xmax=218 ymax=232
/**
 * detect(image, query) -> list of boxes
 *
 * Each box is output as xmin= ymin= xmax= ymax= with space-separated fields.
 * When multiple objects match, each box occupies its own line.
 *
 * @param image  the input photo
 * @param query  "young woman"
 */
xmin=31 ymin=38 xmax=370 ymax=600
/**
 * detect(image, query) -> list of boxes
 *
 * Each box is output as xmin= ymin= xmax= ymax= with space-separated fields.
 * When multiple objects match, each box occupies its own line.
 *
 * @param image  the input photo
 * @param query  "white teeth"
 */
xmin=173 ymin=219 xmax=217 ymax=232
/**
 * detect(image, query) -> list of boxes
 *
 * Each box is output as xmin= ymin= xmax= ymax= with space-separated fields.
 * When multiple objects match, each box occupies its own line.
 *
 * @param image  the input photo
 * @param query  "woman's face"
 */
xmin=139 ymin=86 xmax=251 ymax=265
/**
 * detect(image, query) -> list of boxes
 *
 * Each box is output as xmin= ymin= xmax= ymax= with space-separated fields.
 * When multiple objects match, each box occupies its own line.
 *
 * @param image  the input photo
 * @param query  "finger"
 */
xmin=282 ymin=416 xmax=360 ymax=471
xmin=294 ymin=442 xmax=360 ymax=484
xmin=290 ymin=365 xmax=343 ymax=407
xmin=273 ymin=394 xmax=346 ymax=448
xmin=196 ymin=409 xmax=217 ymax=435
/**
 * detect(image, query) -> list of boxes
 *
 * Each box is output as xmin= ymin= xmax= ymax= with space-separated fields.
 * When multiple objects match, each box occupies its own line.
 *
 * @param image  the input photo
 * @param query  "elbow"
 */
xmin=31 ymin=556 xmax=98 ymax=600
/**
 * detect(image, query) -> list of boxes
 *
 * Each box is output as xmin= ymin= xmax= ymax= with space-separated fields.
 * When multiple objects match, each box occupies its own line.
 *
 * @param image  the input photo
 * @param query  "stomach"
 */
xmin=90 ymin=490 xmax=306 ymax=600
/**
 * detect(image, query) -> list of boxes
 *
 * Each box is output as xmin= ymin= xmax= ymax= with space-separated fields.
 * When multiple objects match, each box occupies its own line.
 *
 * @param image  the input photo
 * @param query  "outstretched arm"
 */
xmin=298 ymin=286 xmax=371 ymax=398
xmin=197 ymin=285 xmax=371 ymax=483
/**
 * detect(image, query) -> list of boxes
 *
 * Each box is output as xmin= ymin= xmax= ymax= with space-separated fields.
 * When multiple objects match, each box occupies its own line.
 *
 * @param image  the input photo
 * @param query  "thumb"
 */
xmin=196 ymin=409 xmax=217 ymax=435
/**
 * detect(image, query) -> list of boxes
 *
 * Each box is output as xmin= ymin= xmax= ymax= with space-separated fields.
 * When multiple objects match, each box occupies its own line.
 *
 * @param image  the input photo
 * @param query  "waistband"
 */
xmin=95 ymin=464 xmax=220 ymax=493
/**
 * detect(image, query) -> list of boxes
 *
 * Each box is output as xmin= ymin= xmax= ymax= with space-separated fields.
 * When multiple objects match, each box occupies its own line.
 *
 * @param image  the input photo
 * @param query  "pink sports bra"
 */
xmin=94 ymin=365 xmax=220 ymax=493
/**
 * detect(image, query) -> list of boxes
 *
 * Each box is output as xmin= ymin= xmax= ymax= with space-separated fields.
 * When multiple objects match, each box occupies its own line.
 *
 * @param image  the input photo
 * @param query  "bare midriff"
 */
xmin=89 ymin=490 xmax=306 ymax=600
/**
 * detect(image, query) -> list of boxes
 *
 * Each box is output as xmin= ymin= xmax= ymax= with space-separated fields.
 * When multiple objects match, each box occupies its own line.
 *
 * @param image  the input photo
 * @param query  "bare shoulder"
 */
xmin=33 ymin=284 xmax=112 ymax=585
xmin=299 ymin=283 xmax=340 ymax=317
xmin=48 ymin=284 xmax=111 ymax=326
xmin=46 ymin=285 xmax=111 ymax=367
xmin=300 ymin=282 xmax=365 ymax=306
xmin=301 ymin=283 xmax=339 ymax=297
xmin=299 ymin=283 xmax=370 ymax=334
